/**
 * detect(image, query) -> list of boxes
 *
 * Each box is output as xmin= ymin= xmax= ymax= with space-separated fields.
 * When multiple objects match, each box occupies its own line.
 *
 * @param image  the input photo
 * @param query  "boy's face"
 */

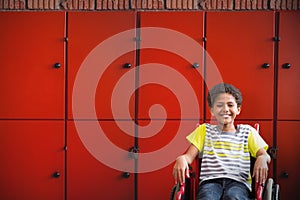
xmin=210 ymin=93 xmax=241 ymax=126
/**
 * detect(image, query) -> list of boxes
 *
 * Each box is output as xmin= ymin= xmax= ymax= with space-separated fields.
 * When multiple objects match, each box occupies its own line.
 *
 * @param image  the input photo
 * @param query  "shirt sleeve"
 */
xmin=248 ymin=125 xmax=269 ymax=158
xmin=186 ymin=124 xmax=206 ymax=152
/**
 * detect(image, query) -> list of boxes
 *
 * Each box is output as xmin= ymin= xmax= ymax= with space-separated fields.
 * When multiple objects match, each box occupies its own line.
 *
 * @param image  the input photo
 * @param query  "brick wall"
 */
xmin=0 ymin=0 xmax=299 ymax=11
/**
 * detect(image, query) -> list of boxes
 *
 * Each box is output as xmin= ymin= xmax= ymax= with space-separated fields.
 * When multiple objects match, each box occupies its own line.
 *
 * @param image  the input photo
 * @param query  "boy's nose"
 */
xmin=223 ymin=105 xmax=230 ymax=111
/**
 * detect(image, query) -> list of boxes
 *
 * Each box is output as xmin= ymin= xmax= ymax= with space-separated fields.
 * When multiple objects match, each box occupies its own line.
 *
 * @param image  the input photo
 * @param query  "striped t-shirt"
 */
xmin=186 ymin=123 xmax=268 ymax=190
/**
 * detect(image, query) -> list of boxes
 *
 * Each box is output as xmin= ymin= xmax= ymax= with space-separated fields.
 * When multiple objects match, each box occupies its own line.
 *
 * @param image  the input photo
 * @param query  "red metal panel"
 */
xmin=138 ymin=164 xmax=175 ymax=200
xmin=68 ymin=12 xmax=136 ymax=120
xmin=138 ymin=12 xmax=204 ymax=199
xmin=206 ymin=12 xmax=274 ymax=120
xmin=277 ymin=121 xmax=300 ymax=200
xmin=139 ymin=12 xmax=204 ymax=120
xmin=277 ymin=11 xmax=300 ymax=120
xmin=0 ymin=12 xmax=65 ymax=119
xmin=138 ymin=119 xmax=200 ymax=200
xmin=67 ymin=121 xmax=134 ymax=200
xmin=0 ymin=120 xmax=64 ymax=200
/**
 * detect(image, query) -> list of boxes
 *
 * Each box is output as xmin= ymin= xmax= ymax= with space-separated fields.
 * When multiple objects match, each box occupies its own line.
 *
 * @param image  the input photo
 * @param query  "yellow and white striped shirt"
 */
xmin=187 ymin=123 xmax=268 ymax=190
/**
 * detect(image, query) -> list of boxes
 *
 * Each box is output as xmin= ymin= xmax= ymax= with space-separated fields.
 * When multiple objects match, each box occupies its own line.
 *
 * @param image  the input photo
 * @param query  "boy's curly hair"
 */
xmin=207 ymin=83 xmax=242 ymax=108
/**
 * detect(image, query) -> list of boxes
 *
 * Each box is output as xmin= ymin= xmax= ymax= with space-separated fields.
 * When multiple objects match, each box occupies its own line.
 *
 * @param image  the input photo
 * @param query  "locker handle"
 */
xmin=54 ymin=63 xmax=61 ymax=69
xmin=123 ymin=63 xmax=131 ymax=68
xmin=282 ymin=63 xmax=291 ymax=69
xmin=192 ymin=63 xmax=199 ymax=68
xmin=262 ymin=63 xmax=270 ymax=69
xmin=281 ymin=171 xmax=289 ymax=178
xmin=53 ymin=171 xmax=61 ymax=178
xmin=122 ymin=172 xmax=130 ymax=178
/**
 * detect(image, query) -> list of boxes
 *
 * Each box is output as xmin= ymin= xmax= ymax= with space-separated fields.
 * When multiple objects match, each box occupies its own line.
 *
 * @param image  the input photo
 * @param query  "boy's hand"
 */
xmin=253 ymin=154 xmax=270 ymax=185
xmin=173 ymin=155 xmax=190 ymax=184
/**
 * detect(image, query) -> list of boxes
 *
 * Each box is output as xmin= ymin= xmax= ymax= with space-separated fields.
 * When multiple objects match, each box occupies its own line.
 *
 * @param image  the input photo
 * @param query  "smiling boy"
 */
xmin=173 ymin=83 xmax=270 ymax=200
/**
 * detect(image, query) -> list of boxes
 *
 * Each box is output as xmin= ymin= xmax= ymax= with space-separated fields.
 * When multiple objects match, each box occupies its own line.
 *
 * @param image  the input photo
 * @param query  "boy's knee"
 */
xmin=196 ymin=183 xmax=223 ymax=200
xmin=223 ymin=186 xmax=249 ymax=200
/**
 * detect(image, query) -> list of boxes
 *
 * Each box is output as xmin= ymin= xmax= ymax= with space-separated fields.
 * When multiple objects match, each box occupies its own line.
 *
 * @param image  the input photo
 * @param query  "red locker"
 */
xmin=206 ymin=12 xmax=274 ymax=120
xmin=137 ymin=119 xmax=200 ymax=200
xmin=68 ymin=12 xmax=136 ymax=120
xmin=0 ymin=120 xmax=64 ymax=200
xmin=276 ymin=11 xmax=300 ymax=200
xmin=277 ymin=11 xmax=300 ymax=120
xmin=138 ymin=12 xmax=205 ymax=120
xmin=277 ymin=121 xmax=300 ymax=200
xmin=67 ymin=121 xmax=135 ymax=200
xmin=67 ymin=12 xmax=137 ymax=199
xmin=0 ymin=12 xmax=65 ymax=119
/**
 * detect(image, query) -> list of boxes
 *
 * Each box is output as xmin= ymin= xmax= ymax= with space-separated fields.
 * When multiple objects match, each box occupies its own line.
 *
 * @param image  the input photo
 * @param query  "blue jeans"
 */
xmin=196 ymin=178 xmax=250 ymax=200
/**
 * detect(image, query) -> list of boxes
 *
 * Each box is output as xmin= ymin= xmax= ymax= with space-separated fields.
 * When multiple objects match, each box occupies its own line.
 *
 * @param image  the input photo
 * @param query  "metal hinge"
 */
xmin=273 ymin=36 xmax=280 ymax=42
xmin=134 ymin=37 xmax=141 ymax=42
xmin=268 ymin=146 xmax=278 ymax=159
xmin=129 ymin=146 xmax=139 ymax=160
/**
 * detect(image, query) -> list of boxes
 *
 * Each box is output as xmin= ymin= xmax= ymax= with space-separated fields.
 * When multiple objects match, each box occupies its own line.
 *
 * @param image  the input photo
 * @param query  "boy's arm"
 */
xmin=173 ymin=144 xmax=199 ymax=184
xmin=253 ymin=148 xmax=271 ymax=185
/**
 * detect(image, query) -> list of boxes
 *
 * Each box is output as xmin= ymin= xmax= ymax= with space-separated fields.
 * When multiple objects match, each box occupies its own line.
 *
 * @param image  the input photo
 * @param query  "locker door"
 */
xmin=137 ymin=12 xmax=204 ymax=200
xmin=68 ymin=12 xmax=136 ymax=120
xmin=277 ymin=12 xmax=300 ymax=200
xmin=206 ymin=12 xmax=274 ymax=120
xmin=68 ymin=12 xmax=137 ymax=199
xmin=137 ymin=119 xmax=200 ymax=200
xmin=0 ymin=12 xmax=65 ymax=119
xmin=138 ymin=12 xmax=205 ymax=120
xmin=277 ymin=121 xmax=300 ymax=200
xmin=67 ymin=121 xmax=135 ymax=200
xmin=277 ymin=11 xmax=300 ymax=120
xmin=0 ymin=121 xmax=64 ymax=200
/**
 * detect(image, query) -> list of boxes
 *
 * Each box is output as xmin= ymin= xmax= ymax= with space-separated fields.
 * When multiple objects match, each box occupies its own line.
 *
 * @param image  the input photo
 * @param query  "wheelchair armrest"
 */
xmin=176 ymin=183 xmax=186 ymax=200
xmin=170 ymin=176 xmax=192 ymax=200
xmin=256 ymin=182 xmax=264 ymax=200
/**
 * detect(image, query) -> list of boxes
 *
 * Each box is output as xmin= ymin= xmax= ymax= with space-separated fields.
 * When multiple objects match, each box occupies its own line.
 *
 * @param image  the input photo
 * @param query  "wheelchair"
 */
xmin=170 ymin=124 xmax=280 ymax=200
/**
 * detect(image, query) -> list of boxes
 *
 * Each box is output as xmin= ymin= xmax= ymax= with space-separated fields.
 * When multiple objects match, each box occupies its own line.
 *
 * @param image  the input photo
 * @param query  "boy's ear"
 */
xmin=210 ymin=107 xmax=215 ymax=116
xmin=237 ymin=106 xmax=242 ymax=115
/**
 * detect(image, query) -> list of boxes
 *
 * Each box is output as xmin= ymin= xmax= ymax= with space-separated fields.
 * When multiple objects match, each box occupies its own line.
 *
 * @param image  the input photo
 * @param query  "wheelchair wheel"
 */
xmin=170 ymin=185 xmax=177 ymax=200
xmin=263 ymin=178 xmax=273 ymax=200
xmin=272 ymin=184 xmax=280 ymax=200
xmin=169 ymin=181 xmax=190 ymax=200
